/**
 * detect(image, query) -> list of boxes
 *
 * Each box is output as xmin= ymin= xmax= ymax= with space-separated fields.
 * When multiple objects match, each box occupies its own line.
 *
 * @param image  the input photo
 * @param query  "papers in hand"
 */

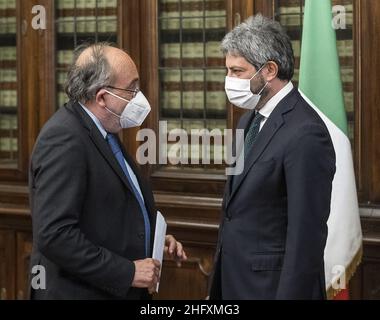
xmin=152 ymin=210 xmax=167 ymax=292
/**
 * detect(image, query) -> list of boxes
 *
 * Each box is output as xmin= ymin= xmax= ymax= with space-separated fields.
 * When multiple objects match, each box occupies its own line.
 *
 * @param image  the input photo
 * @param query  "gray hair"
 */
xmin=64 ymin=42 xmax=115 ymax=103
xmin=221 ymin=14 xmax=294 ymax=81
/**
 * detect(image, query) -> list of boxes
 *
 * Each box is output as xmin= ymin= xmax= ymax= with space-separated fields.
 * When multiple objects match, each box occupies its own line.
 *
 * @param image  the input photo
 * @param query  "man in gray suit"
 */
xmin=209 ymin=15 xmax=336 ymax=300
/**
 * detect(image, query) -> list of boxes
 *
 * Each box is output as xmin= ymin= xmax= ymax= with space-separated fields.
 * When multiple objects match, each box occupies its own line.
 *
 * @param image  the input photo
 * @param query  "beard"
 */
xmin=251 ymin=74 xmax=269 ymax=110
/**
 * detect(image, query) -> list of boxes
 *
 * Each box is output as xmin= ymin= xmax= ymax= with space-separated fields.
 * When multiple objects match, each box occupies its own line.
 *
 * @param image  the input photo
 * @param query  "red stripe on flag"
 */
xmin=334 ymin=288 xmax=350 ymax=300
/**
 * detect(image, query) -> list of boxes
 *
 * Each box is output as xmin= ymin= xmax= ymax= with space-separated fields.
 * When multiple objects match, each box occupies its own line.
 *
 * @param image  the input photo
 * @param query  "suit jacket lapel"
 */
xmin=226 ymin=88 xmax=299 ymax=209
xmin=224 ymin=109 xmax=256 ymax=206
xmin=117 ymin=135 xmax=157 ymax=224
xmin=67 ymin=101 xmax=135 ymax=195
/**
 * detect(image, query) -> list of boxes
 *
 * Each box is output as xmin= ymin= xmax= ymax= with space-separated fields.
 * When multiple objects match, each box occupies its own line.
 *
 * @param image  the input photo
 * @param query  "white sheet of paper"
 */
xmin=152 ymin=210 xmax=167 ymax=292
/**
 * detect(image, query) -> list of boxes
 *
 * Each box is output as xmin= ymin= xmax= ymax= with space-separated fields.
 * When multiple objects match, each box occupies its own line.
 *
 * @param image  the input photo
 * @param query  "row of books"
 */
xmin=279 ymin=13 xmax=353 ymax=27
xmin=0 ymin=47 xmax=16 ymax=61
xmin=278 ymin=1 xmax=353 ymax=27
xmin=166 ymin=119 xmax=227 ymax=132
xmin=0 ymin=69 xmax=16 ymax=82
xmin=0 ymin=0 xmax=17 ymax=161
xmin=0 ymin=0 xmax=15 ymax=10
xmin=57 ymin=91 xmax=67 ymax=107
xmin=161 ymin=68 xmax=225 ymax=83
xmin=165 ymin=116 xmax=228 ymax=162
xmin=161 ymin=42 xmax=223 ymax=58
xmin=0 ymin=114 xmax=17 ymax=130
xmin=291 ymin=39 xmax=353 ymax=62
xmin=57 ymin=17 xmax=117 ymax=33
xmin=161 ymin=90 xmax=226 ymax=112
xmin=0 ymin=137 xmax=17 ymax=152
xmin=166 ymin=143 xmax=226 ymax=162
xmin=0 ymin=17 xmax=16 ymax=34
xmin=57 ymin=0 xmax=117 ymax=10
xmin=160 ymin=16 xmax=225 ymax=30
xmin=0 ymin=90 xmax=17 ymax=107
xmin=160 ymin=42 xmax=224 ymax=67
xmin=57 ymin=50 xmax=74 ymax=67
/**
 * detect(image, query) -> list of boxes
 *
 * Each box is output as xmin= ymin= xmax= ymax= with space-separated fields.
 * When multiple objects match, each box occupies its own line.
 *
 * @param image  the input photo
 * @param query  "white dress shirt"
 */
xmin=257 ymin=81 xmax=294 ymax=131
xmin=79 ymin=103 xmax=145 ymax=201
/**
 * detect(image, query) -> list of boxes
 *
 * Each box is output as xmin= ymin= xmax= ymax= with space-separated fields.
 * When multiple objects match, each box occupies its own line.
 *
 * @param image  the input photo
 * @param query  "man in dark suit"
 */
xmin=209 ymin=15 xmax=336 ymax=300
xmin=29 ymin=43 xmax=186 ymax=299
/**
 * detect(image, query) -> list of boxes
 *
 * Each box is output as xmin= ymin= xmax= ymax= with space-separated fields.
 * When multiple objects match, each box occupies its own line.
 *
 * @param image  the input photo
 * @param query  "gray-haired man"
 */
xmin=29 ymin=43 xmax=187 ymax=299
xmin=209 ymin=15 xmax=336 ymax=300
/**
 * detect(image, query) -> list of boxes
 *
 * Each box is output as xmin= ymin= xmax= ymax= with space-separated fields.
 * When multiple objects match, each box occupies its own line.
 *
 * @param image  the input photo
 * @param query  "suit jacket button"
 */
xmin=225 ymin=216 xmax=231 ymax=221
xmin=138 ymin=233 xmax=144 ymax=239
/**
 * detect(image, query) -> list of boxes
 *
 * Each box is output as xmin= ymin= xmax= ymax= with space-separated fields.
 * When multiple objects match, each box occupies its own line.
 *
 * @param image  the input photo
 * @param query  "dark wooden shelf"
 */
xmin=56 ymin=33 xmax=117 ymax=50
xmin=161 ymin=108 xmax=226 ymax=119
xmin=0 ymin=107 xmax=17 ymax=115
xmin=0 ymin=34 xmax=16 ymax=47
xmin=282 ymin=25 xmax=353 ymax=41
xmin=159 ymin=28 xmax=226 ymax=43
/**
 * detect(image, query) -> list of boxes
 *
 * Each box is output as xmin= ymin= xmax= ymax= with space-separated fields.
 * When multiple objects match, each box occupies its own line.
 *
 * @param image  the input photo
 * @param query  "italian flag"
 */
xmin=298 ymin=0 xmax=363 ymax=299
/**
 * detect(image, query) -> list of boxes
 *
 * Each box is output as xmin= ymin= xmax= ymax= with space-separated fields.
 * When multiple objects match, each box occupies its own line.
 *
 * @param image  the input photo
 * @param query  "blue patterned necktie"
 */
xmin=244 ymin=112 xmax=265 ymax=159
xmin=106 ymin=133 xmax=151 ymax=257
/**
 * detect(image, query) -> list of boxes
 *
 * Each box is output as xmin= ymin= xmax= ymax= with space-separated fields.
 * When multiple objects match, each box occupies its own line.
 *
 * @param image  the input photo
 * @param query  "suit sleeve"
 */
xmin=31 ymin=125 xmax=135 ymax=298
xmin=276 ymin=124 xmax=336 ymax=299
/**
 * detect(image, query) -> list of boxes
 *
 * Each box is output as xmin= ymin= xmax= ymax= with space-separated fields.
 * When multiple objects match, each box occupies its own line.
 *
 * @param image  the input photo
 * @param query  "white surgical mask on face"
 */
xmin=225 ymin=64 xmax=268 ymax=110
xmin=104 ymin=90 xmax=151 ymax=128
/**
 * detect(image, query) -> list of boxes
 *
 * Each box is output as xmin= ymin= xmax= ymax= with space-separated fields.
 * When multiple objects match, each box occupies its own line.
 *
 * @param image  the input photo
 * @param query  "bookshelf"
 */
xmin=158 ymin=0 xmax=228 ymax=169
xmin=274 ymin=0 xmax=355 ymax=143
xmin=55 ymin=0 xmax=118 ymax=109
xmin=0 ymin=0 xmax=18 ymax=168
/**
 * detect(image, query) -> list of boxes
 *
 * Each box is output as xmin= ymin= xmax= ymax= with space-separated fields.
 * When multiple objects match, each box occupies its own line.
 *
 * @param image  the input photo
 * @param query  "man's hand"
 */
xmin=164 ymin=234 xmax=188 ymax=267
xmin=132 ymin=258 xmax=161 ymax=294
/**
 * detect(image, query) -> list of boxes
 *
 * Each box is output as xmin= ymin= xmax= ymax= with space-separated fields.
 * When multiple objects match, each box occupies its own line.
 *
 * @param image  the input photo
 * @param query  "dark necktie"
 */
xmin=244 ymin=112 xmax=265 ymax=159
xmin=231 ymin=112 xmax=265 ymax=191
xmin=106 ymin=133 xmax=151 ymax=257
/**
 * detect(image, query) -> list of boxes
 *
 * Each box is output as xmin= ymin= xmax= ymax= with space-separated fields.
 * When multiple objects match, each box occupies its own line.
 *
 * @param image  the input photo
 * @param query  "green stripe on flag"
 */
xmin=299 ymin=0 xmax=348 ymax=135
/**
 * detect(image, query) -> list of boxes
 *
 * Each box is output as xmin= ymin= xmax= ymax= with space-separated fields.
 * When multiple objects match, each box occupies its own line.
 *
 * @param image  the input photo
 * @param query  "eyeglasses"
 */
xmin=106 ymin=85 xmax=140 ymax=98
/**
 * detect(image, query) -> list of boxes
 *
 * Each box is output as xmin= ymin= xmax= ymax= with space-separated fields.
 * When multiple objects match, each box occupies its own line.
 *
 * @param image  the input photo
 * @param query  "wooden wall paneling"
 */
xmin=0 ymin=230 xmax=15 ymax=300
xmin=36 ymin=0 xmax=56 ymax=133
xmin=154 ymin=195 xmax=220 ymax=299
xmin=349 ymin=217 xmax=380 ymax=299
xmin=353 ymin=0 xmax=364 ymax=202
xmin=253 ymin=0 xmax=275 ymax=18
xmin=155 ymin=256 xmax=212 ymax=300
xmin=18 ymin=0 xmax=52 ymax=172
xmin=138 ymin=0 xmax=159 ymax=180
xmin=16 ymin=231 xmax=32 ymax=300
xmin=225 ymin=0 xmax=256 ymax=131
xmin=359 ymin=0 xmax=380 ymax=205
xmin=361 ymin=240 xmax=380 ymax=299
xmin=119 ymin=0 xmax=143 ymax=158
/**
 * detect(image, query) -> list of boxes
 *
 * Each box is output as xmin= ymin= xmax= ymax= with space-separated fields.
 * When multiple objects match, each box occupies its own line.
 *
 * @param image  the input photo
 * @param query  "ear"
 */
xmin=95 ymin=88 xmax=107 ymax=108
xmin=264 ymin=61 xmax=279 ymax=82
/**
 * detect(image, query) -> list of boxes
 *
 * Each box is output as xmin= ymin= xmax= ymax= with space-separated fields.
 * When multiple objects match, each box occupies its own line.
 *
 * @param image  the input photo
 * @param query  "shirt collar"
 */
xmin=258 ymin=81 xmax=294 ymax=118
xmin=79 ymin=102 xmax=107 ymax=139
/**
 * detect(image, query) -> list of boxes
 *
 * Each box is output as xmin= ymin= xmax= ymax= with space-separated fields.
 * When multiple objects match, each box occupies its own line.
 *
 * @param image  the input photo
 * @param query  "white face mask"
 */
xmin=225 ymin=65 xmax=268 ymax=110
xmin=104 ymin=90 xmax=151 ymax=128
